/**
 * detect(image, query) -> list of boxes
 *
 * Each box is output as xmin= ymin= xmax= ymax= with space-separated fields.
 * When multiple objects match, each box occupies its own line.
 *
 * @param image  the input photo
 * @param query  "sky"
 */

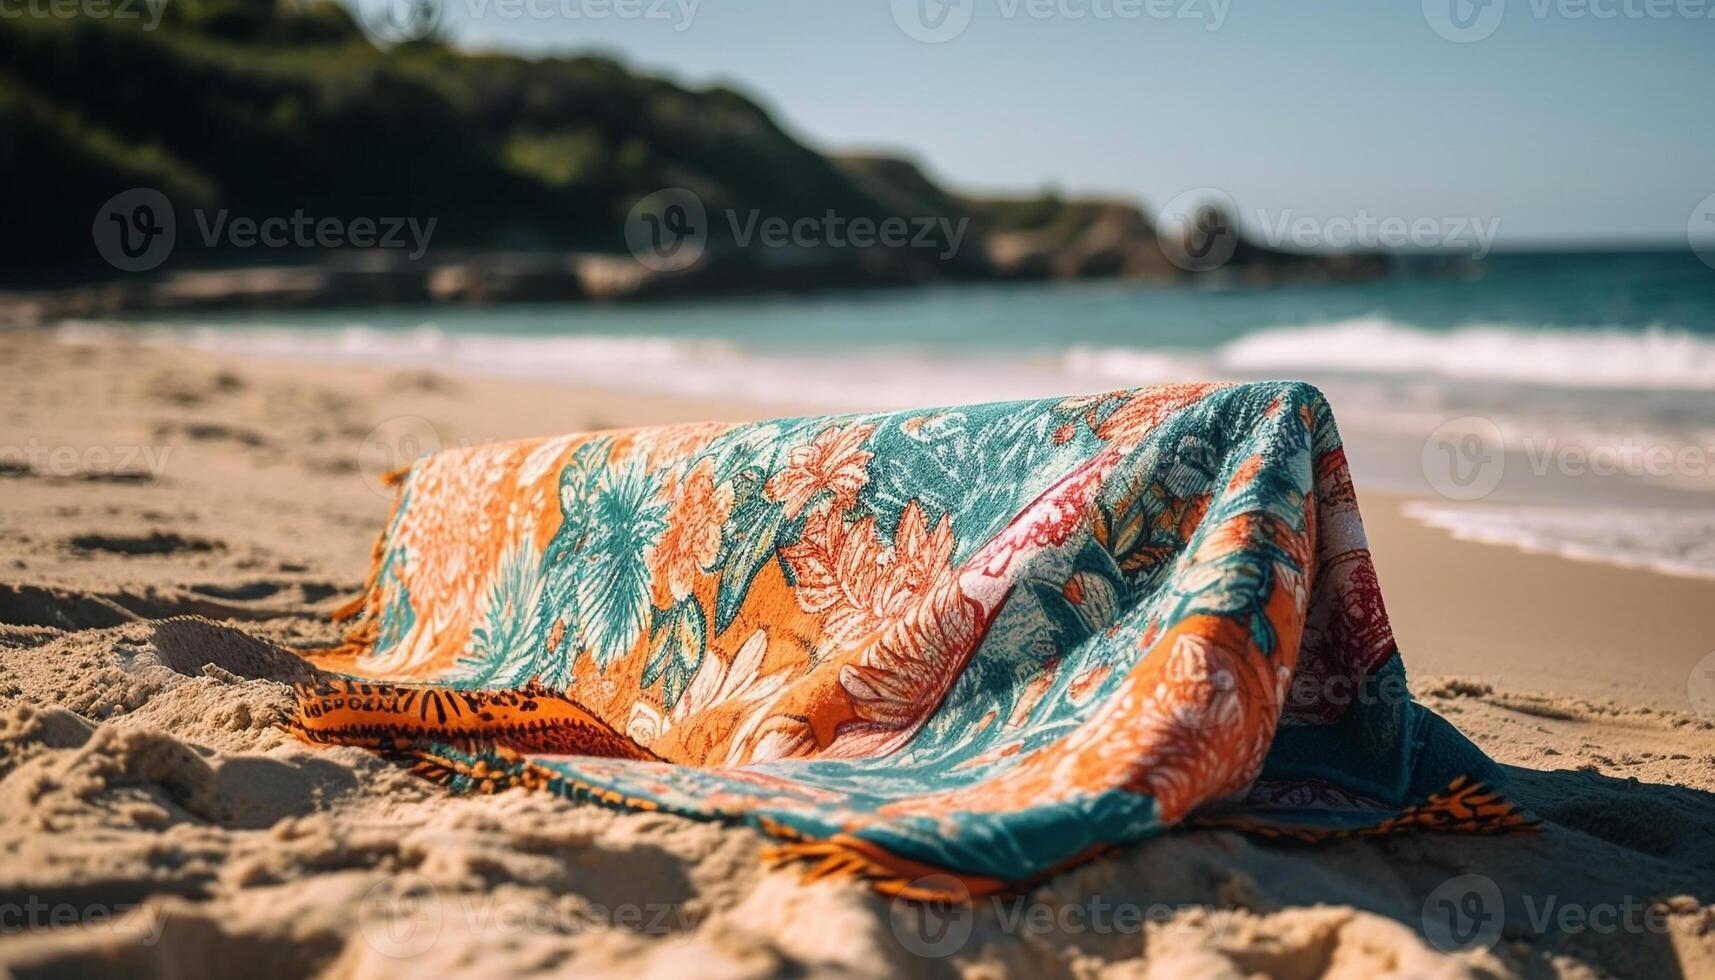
xmin=431 ymin=0 xmax=1715 ymax=246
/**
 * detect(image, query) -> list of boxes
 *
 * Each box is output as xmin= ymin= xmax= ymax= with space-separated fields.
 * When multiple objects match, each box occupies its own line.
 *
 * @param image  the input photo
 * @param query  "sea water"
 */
xmin=62 ymin=248 xmax=1715 ymax=578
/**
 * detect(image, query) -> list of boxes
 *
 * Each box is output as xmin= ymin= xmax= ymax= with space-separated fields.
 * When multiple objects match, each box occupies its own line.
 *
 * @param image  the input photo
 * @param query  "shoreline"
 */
xmin=0 ymin=231 xmax=1407 ymax=328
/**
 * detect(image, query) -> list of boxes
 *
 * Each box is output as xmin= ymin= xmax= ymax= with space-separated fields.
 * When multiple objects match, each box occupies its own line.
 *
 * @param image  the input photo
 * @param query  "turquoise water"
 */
xmin=131 ymin=250 xmax=1715 ymax=361
xmin=68 ymin=248 xmax=1715 ymax=577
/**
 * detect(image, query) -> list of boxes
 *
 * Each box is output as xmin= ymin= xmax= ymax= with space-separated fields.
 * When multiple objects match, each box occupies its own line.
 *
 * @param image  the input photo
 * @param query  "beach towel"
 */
xmin=293 ymin=381 xmax=1531 ymax=898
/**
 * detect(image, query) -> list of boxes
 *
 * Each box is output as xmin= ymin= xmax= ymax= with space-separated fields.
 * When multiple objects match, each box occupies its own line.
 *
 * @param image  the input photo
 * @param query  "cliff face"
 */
xmin=0 ymin=6 xmax=1388 ymax=311
xmin=969 ymin=197 xmax=1175 ymax=280
xmin=836 ymin=155 xmax=1390 ymax=285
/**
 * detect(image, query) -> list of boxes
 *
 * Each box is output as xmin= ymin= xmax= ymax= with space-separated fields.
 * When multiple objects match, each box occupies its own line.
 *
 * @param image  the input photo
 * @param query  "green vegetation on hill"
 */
xmin=1 ymin=1 xmax=1383 ymax=295
xmin=1 ymin=1 xmax=911 ymax=280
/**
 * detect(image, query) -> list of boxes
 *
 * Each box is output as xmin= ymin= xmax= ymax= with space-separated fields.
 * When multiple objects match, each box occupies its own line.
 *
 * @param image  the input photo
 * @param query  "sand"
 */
xmin=2 ymin=330 xmax=1713 ymax=979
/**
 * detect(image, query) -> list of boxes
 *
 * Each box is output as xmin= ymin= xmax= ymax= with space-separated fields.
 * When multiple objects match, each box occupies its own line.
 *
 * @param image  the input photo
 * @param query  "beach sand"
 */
xmin=2 ymin=330 xmax=1712 ymax=979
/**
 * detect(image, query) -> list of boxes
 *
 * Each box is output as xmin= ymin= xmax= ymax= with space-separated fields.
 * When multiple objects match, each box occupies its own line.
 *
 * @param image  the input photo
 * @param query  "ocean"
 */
xmin=62 ymin=248 xmax=1715 ymax=578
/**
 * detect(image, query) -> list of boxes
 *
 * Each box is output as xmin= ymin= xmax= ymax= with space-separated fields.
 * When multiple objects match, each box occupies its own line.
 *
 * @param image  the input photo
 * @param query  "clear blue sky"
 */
xmin=439 ymin=0 xmax=1713 ymax=246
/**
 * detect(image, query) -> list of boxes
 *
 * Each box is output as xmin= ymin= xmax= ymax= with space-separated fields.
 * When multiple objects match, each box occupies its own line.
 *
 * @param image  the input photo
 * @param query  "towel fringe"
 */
xmin=761 ymin=834 xmax=1008 ymax=901
xmin=1192 ymin=776 xmax=1540 ymax=841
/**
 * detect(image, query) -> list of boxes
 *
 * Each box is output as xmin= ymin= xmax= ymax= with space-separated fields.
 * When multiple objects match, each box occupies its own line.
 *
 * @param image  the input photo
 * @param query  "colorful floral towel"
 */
xmin=294 ymin=382 xmax=1530 ymax=896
